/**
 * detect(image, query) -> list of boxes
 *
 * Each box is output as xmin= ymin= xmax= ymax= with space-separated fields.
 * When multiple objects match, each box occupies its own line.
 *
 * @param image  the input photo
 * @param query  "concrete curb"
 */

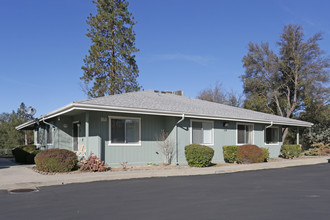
xmin=1 ymin=157 xmax=329 ymax=191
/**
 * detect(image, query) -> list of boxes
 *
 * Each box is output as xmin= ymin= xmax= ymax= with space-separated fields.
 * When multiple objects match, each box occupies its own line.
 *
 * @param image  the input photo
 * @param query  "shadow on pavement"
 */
xmin=0 ymin=158 xmax=18 ymax=168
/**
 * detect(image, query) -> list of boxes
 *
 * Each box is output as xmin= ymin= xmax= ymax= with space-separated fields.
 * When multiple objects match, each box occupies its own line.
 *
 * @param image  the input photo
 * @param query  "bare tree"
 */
xmin=156 ymin=130 xmax=175 ymax=165
xmin=197 ymin=81 xmax=244 ymax=107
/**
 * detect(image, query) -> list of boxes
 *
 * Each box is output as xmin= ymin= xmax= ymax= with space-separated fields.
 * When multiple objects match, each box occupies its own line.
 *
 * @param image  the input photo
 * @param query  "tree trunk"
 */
xmin=282 ymin=127 xmax=289 ymax=143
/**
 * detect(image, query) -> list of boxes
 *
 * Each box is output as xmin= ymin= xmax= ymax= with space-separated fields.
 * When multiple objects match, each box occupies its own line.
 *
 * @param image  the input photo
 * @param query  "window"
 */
xmin=36 ymin=128 xmax=41 ymax=144
xmin=265 ymin=127 xmax=279 ymax=144
xmin=237 ymin=124 xmax=253 ymax=144
xmin=191 ymin=120 xmax=213 ymax=145
xmin=36 ymin=125 xmax=53 ymax=145
xmin=47 ymin=125 xmax=53 ymax=144
xmin=109 ymin=117 xmax=140 ymax=145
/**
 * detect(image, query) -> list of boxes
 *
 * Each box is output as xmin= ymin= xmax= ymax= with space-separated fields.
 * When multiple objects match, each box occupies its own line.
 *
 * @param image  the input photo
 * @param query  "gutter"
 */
xmin=41 ymin=118 xmax=54 ymax=127
xmin=265 ymin=121 xmax=274 ymax=129
xmin=175 ymin=114 xmax=185 ymax=165
xmin=16 ymin=103 xmax=313 ymax=130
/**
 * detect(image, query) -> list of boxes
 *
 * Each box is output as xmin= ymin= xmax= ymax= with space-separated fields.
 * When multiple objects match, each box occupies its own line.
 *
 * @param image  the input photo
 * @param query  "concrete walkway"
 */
xmin=0 ymin=157 xmax=329 ymax=191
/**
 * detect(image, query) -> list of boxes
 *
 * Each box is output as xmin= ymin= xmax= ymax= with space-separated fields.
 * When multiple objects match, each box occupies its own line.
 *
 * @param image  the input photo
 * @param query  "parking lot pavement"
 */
xmin=1 ymin=163 xmax=330 ymax=220
xmin=0 ymin=157 xmax=328 ymax=191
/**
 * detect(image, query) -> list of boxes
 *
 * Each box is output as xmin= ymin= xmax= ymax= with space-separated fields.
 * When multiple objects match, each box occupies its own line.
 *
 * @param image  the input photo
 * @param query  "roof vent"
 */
xmin=174 ymin=90 xmax=184 ymax=96
xmin=153 ymin=90 xmax=184 ymax=96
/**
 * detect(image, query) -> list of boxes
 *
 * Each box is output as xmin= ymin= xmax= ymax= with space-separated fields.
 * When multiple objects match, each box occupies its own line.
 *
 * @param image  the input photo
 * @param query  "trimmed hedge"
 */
xmin=261 ymin=147 xmax=270 ymax=162
xmin=223 ymin=145 xmax=238 ymax=163
xmin=237 ymin=145 xmax=264 ymax=164
xmin=12 ymin=145 xmax=41 ymax=164
xmin=185 ymin=144 xmax=214 ymax=167
xmin=280 ymin=145 xmax=301 ymax=159
xmin=35 ymin=149 xmax=78 ymax=172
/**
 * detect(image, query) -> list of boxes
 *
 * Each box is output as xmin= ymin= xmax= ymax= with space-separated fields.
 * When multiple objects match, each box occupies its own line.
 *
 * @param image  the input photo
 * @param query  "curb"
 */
xmin=1 ymin=157 xmax=328 ymax=191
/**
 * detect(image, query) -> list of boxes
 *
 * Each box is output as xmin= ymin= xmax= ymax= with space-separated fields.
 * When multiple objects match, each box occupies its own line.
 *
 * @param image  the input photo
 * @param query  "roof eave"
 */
xmin=16 ymin=102 xmax=314 ymax=130
xmin=73 ymin=103 xmax=313 ymax=128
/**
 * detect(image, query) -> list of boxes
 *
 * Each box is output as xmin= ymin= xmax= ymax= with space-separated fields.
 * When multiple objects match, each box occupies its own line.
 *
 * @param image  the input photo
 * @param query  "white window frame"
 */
xmin=236 ymin=123 xmax=254 ymax=145
xmin=264 ymin=126 xmax=279 ymax=145
xmin=108 ymin=116 xmax=141 ymax=146
xmin=190 ymin=119 xmax=214 ymax=146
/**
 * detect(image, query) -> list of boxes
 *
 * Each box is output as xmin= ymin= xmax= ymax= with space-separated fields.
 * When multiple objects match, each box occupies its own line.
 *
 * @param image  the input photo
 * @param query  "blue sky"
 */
xmin=1 ymin=0 xmax=329 ymax=116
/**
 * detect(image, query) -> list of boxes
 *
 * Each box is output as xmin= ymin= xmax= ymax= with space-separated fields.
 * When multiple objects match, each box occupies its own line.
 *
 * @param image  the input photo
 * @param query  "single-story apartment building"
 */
xmin=16 ymin=90 xmax=313 ymax=166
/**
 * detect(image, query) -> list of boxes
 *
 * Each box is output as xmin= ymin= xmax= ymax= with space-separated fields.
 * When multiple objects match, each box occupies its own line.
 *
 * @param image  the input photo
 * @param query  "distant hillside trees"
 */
xmin=197 ymin=81 xmax=243 ymax=107
xmin=0 ymin=103 xmax=34 ymax=149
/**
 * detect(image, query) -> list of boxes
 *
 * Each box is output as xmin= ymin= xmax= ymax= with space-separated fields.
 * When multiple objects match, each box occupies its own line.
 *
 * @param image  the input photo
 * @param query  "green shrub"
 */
xmin=35 ymin=149 xmax=78 ymax=172
xmin=185 ymin=144 xmax=214 ymax=167
xmin=280 ymin=145 xmax=301 ymax=159
xmin=12 ymin=145 xmax=41 ymax=164
xmin=237 ymin=145 xmax=264 ymax=164
xmin=261 ymin=147 xmax=270 ymax=162
xmin=223 ymin=145 xmax=238 ymax=163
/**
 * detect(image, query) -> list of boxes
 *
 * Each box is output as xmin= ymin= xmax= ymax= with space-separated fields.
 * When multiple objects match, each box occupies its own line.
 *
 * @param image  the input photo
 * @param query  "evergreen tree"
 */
xmin=81 ymin=0 xmax=140 ymax=98
xmin=0 ymin=103 xmax=34 ymax=149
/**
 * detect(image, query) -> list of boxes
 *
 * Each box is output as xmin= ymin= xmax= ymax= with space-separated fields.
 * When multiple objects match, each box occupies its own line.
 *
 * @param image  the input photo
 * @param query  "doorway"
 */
xmin=72 ymin=122 xmax=80 ymax=151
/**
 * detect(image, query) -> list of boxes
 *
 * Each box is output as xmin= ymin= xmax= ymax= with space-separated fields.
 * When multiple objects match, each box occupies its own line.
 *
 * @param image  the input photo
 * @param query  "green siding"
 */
xmin=90 ymin=112 xmax=173 ymax=166
xmin=55 ymin=116 xmax=74 ymax=151
xmin=40 ymin=110 xmax=284 ymax=166
xmin=254 ymin=124 xmax=283 ymax=158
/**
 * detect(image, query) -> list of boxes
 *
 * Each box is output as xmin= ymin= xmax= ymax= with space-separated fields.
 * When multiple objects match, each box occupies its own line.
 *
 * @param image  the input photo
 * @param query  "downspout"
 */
xmin=42 ymin=118 xmax=54 ymax=126
xmin=175 ymin=114 xmax=185 ymax=165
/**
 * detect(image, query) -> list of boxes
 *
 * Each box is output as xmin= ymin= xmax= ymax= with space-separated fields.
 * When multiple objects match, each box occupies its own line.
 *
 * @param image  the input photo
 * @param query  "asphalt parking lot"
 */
xmin=1 ymin=163 xmax=330 ymax=220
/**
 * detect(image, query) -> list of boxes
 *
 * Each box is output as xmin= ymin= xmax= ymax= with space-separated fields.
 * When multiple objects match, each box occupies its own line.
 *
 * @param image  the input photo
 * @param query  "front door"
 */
xmin=73 ymin=123 xmax=79 ymax=151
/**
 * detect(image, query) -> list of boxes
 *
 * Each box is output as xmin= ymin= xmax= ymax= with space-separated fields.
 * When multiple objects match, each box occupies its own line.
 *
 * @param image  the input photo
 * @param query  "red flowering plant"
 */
xmin=79 ymin=152 xmax=108 ymax=172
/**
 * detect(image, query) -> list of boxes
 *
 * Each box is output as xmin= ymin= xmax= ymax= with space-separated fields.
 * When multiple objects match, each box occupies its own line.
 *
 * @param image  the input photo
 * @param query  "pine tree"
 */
xmin=0 ymin=103 xmax=34 ymax=149
xmin=81 ymin=0 xmax=140 ymax=98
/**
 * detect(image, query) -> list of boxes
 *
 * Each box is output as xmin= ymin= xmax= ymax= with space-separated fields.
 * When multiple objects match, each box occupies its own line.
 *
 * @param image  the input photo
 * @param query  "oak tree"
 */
xmin=241 ymin=24 xmax=329 ymax=141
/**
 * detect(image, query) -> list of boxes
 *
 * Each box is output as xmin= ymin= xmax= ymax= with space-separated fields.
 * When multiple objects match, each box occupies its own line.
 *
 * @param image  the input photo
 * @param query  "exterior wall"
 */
xmin=178 ymin=119 xmax=283 ymax=164
xmin=254 ymin=124 xmax=283 ymax=158
xmin=37 ymin=110 xmax=284 ymax=166
xmin=89 ymin=111 xmax=175 ymax=166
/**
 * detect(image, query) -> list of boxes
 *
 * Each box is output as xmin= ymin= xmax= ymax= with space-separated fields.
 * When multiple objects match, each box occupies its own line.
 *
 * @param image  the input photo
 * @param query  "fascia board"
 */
xmin=16 ymin=102 xmax=314 ymax=129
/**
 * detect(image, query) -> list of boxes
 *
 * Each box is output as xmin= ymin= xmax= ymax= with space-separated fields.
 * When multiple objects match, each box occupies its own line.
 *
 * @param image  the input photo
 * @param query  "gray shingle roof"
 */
xmin=75 ymin=90 xmax=312 ymax=127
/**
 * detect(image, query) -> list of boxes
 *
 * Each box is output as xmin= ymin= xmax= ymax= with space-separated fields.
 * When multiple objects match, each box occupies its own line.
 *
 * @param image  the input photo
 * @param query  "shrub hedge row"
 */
xmin=261 ymin=147 xmax=270 ymax=162
xmin=223 ymin=145 xmax=270 ymax=164
xmin=280 ymin=145 xmax=301 ymax=159
xmin=223 ymin=145 xmax=238 ymax=163
xmin=35 ymin=149 xmax=78 ymax=172
xmin=12 ymin=145 xmax=41 ymax=164
xmin=185 ymin=144 xmax=214 ymax=167
xmin=237 ymin=145 xmax=265 ymax=164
